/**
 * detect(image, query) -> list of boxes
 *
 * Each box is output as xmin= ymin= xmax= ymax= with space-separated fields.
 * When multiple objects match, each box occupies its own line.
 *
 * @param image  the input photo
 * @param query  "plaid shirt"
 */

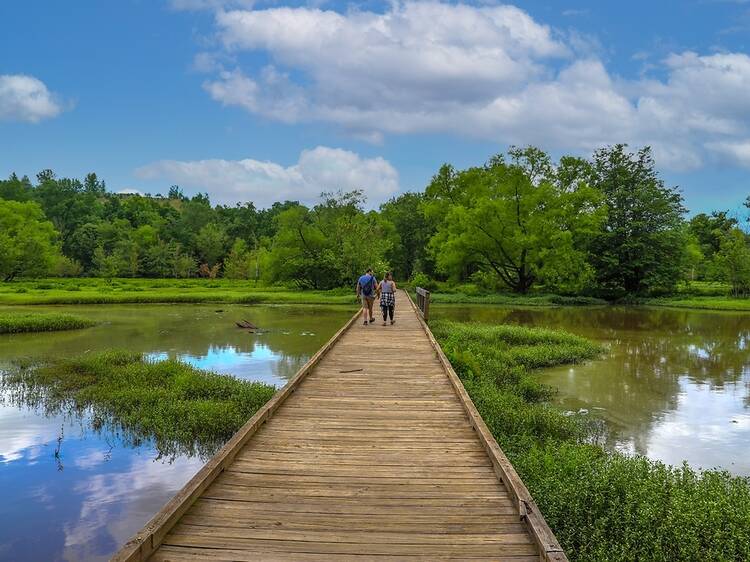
xmin=380 ymin=291 xmax=396 ymax=307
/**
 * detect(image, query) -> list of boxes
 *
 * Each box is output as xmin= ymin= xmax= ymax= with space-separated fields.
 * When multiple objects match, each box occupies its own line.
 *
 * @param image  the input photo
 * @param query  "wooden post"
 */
xmin=416 ymin=286 xmax=431 ymax=322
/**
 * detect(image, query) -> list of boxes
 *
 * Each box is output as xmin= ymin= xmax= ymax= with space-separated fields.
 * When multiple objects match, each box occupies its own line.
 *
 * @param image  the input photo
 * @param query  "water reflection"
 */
xmin=0 ymin=399 xmax=205 ymax=561
xmin=0 ymin=303 xmax=350 ymax=561
xmin=435 ymin=305 xmax=750 ymax=475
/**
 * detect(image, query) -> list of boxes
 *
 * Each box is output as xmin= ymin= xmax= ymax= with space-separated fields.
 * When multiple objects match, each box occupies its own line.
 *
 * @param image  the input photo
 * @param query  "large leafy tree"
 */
xmin=33 ymin=170 xmax=103 ymax=254
xmin=688 ymin=211 xmax=739 ymax=280
xmin=267 ymin=191 xmax=393 ymax=289
xmin=0 ymin=199 xmax=62 ymax=281
xmin=424 ymin=147 xmax=604 ymax=293
xmin=380 ymin=192 xmax=436 ymax=280
xmin=588 ymin=145 xmax=687 ymax=296
xmin=716 ymin=228 xmax=750 ymax=296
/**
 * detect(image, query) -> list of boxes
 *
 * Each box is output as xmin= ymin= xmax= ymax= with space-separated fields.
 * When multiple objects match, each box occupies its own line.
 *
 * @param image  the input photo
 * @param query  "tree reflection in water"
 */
xmin=436 ymin=304 xmax=750 ymax=474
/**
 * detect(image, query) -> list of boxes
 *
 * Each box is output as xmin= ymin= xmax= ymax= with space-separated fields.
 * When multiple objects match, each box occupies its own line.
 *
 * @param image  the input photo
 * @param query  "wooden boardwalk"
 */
xmin=115 ymin=290 xmax=565 ymax=561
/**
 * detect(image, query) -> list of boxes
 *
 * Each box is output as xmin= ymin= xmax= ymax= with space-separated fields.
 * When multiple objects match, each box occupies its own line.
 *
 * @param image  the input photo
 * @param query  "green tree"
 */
xmin=267 ymin=191 xmax=392 ymax=289
xmin=0 ymin=200 xmax=62 ymax=281
xmin=67 ymin=222 xmax=102 ymax=271
xmin=587 ymin=145 xmax=687 ymax=296
xmin=33 ymin=170 xmax=102 ymax=254
xmin=0 ymin=173 xmax=33 ymax=201
xmin=224 ymin=239 xmax=253 ymax=279
xmin=380 ymin=192 xmax=436 ymax=280
xmin=424 ymin=147 xmax=604 ymax=294
xmin=196 ymin=223 xmax=228 ymax=268
xmin=688 ymin=211 xmax=738 ymax=280
xmin=170 ymin=245 xmax=196 ymax=278
xmin=716 ymin=228 xmax=750 ymax=296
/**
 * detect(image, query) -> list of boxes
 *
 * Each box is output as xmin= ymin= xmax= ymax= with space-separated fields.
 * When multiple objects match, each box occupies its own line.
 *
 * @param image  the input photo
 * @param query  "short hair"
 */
xmin=366 ymin=267 xmax=373 ymax=273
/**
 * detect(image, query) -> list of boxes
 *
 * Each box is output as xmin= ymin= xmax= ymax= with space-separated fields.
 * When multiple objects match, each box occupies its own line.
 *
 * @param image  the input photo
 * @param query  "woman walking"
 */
xmin=378 ymin=272 xmax=397 ymax=326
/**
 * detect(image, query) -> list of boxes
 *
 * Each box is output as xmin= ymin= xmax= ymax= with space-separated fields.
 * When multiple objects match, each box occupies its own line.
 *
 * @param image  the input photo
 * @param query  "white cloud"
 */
xmin=196 ymin=2 xmax=750 ymax=171
xmin=0 ymin=74 xmax=64 ymax=123
xmin=134 ymin=146 xmax=399 ymax=207
xmin=706 ymin=140 xmax=750 ymax=167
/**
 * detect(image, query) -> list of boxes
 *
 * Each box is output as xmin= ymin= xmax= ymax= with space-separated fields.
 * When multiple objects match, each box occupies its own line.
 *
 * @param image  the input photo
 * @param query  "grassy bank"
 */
xmin=642 ymin=296 xmax=750 ymax=311
xmin=4 ymin=278 xmax=749 ymax=312
xmin=0 ymin=312 xmax=96 ymax=334
xmin=3 ymin=351 xmax=276 ymax=457
xmin=433 ymin=320 xmax=750 ymax=561
xmin=0 ymin=278 xmax=355 ymax=306
xmin=429 ymin=292 xmax=607 ymax=306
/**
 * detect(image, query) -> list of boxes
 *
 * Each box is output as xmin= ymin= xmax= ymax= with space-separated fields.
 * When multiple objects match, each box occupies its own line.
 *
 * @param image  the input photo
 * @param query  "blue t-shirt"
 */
xmin=358 ymin=274 xmax=376 ymax=297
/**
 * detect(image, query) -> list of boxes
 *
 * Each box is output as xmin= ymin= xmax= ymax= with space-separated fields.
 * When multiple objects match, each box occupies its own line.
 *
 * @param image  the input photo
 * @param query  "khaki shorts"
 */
xmin=360 ymin=295 xmax=375 ymax=307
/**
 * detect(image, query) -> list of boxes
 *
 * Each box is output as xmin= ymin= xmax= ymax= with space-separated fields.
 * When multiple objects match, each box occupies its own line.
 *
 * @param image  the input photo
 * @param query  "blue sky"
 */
xmin=1 ymin=0 xmax=749 ymax=212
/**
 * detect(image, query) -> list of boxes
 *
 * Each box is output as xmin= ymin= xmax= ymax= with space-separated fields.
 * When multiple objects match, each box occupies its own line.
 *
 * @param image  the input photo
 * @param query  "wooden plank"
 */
xmin=111 ymin=308 xmax=362 ymax=562
xmin=403 ymin=290 xmax=568 ymax=562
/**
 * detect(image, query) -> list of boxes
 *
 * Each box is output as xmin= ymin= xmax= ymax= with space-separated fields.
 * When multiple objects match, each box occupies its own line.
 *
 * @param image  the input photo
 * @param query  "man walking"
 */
xmin=356 ymin=267 xmax=377 ymax=325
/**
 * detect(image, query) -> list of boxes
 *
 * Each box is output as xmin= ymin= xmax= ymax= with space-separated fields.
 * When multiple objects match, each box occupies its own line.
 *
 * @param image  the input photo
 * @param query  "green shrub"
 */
xmin=433 ymin=320 xmax=750 ymax=561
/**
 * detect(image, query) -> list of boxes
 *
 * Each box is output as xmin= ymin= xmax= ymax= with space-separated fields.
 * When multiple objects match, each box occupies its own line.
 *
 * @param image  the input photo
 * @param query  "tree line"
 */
xmin=1 ymin=144 xmax=749 ymax=297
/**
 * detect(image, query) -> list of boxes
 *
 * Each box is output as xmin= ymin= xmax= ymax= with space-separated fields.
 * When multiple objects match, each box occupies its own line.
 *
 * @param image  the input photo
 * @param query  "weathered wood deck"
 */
xmin=114 ymin=290 xmax=565 ymax=561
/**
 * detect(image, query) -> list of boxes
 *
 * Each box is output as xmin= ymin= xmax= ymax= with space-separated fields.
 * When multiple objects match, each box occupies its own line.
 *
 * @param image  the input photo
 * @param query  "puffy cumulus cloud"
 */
xmin=210 ymin=2 xmax=568 ymax=112
xmin=0 ymin=74 xmax=64 ymax=123
xmin=197 ymin=2 xmax=750 ymax=171
xmin=134 ymin=146 xmax=399 ymax=207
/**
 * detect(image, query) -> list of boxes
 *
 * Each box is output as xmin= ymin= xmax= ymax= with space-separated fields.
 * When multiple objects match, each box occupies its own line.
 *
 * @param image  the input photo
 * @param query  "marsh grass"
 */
xmin=2 ymin=351 xmax=276 ymax=458
xmin=426 ymin=291 xmax=607 ymax=306
xmin=0 ymin=278 xmax=357 ymax=306
xmin=433 ymin=320 xmax=750 ymax=561
xmin=642 ymin=296 xmax=750 ymax=311
xmin=0 ymin=312 xmax=96 ymax=334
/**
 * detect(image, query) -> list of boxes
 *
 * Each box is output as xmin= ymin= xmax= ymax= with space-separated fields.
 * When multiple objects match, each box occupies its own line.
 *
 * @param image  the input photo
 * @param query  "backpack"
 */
xmin=361 ymin=275 xmax=375 ymax=296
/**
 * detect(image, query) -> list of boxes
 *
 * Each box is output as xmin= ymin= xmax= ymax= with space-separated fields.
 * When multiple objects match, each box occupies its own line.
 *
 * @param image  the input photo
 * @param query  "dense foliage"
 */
xmin=433 ymin=320 xmax=750 ymax=561
xmin=2 ymin=144 xmax=749 ymax=297
xmin=0 ymin=199 xmax=61 ymax=281
xmin=4 ymin=351 xmax=276 ymax=458
xmin=587 ymin=146 xmax=688 ymax=297
xmin=424 ymin=147 xmax=604 ymax=294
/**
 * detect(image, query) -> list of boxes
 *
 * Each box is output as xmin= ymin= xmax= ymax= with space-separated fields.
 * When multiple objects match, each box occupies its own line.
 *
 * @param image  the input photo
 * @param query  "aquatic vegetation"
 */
xmin=2 ymin=351 xmax=276 ymax=458
xmin=0 ymin=279 xmax=356 ymax=306
xmin=0 ymin=312 xmax=96 ymax=334
xmin=642 ymin=295 xmax=750 ymax=311
xmin=433 ymin=320 xmax=750 ymax=561
xmin=427 ymin=291 xmax=607 ymax=306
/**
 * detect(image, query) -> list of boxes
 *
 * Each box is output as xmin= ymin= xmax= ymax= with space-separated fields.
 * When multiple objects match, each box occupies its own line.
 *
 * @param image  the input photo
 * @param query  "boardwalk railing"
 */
xmin=415 ymin=286 xmax=431 ymax=322
xmin=404 ymin=291 xmax=567 ymax=562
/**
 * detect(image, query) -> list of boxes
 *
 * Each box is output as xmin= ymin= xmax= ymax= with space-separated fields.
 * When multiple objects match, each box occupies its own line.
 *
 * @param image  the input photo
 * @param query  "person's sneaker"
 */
xmin=363 ymin=320 xmax=368 ymax=326
xmin=391 ymin=320 xmax=395 ymax=325
xmin=369 ymin=318 xmax=376 ymax=324
xmin=382 ymin=321 xmax=387 ymax=326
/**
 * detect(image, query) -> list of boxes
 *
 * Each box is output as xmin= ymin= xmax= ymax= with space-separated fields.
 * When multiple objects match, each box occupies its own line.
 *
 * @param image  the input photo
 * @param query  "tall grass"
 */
xmin=2 ymin=351 xmax=276 ymax=458
xmin=0 ymin=278 xmax=356 ymax=306
xmin=432 ymin=320 xmax=750 ymax=561
xmin=0 ymin=312 xmax=96 ymax=334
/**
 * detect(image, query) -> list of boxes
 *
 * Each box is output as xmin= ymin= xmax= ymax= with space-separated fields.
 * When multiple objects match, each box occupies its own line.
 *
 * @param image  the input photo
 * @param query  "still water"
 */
xmin=0 ymin=304 xmax=350 ymax=561
xmin=435 ymin=305 xmax=750 ymax=476
xmin=2 ymin=303 xmax=749 ymax=559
